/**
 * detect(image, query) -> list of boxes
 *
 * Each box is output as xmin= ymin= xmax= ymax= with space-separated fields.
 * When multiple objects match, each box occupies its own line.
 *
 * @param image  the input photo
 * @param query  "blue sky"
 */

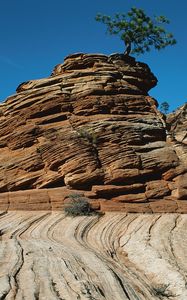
xmin=0 ymin=0 xmax=186 ymax=111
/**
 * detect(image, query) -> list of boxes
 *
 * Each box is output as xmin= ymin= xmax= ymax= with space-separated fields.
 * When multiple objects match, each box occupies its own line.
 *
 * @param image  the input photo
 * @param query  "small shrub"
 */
xmin=64 ymin=194 xmax=93 ymax=217
xmin=77 ymin=127 xmax=98 ymax=145
xmin=153 ymin=284 xmax=173 ymax=298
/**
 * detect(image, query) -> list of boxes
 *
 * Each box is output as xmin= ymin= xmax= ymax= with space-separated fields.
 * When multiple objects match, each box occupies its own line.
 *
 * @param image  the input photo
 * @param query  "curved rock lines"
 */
xmin=0 ymin=212 xmax=187 ymax=299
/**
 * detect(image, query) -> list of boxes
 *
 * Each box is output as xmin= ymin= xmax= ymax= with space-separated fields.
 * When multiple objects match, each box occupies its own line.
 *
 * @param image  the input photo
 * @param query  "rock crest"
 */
xmin=0 ymin=53 xmax=186 ymax=211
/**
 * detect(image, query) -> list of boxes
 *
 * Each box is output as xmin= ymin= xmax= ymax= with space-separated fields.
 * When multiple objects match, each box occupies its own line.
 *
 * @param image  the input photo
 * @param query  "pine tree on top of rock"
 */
xmin=95 ymin=7 xmax=176 ymax=55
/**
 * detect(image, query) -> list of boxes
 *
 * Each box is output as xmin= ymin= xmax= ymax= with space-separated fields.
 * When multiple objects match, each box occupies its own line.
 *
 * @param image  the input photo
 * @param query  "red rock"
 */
xmin=92 ymin=184 xmax=144 ymax=197
xmin=145 ymin=180 xmax=170 ymax=199
xmin=171 ymin=174 xmax=187 ymax=200
xmin=90 ymin=200 xmax=101 ymax=210
xmin=172 ymin=188 xmax=187 ymax=200
xmin=112 ymin=193 xmax=147 ymax=203
xmin=176 ymin=200 xmax=187 ymax=213
xmin=0 ymin=53 xmax=186 ymax=212
xmin=167 ymin=103 xmax=187 ymax=150
xmin=124 ymin=203 xmax=152 ymax=213
xmin=0 ymin=193 xmax=9 ymax=205
xmin=149 ymin=199 xmax=178 ymax=213
xmin=162 ymin=165 xmax=187 ymax=181
xmin=100 ymin=201 xmax=152 ymax=213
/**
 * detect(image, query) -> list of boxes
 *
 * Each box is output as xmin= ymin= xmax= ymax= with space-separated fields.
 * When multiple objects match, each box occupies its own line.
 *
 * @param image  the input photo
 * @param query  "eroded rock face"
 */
xmin=166 ymin=103 xmax=187 ymax=201
xmin=0 ymin=212 xmax=187 ymax=299
xmin=0 ymin=53 xmax=186 ymax=211
xmin=167 ymin=103 xmax=187 ymax=159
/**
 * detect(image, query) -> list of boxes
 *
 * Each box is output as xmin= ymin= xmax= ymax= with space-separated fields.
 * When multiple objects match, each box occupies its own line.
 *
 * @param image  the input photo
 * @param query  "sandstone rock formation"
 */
xmin=167 ymin=103 xmax=187 ymax=162
xmin=0 ymin=211 xmax=187 ymax=299
xmin=165 ymin=103 xmax=187 ymax=202
xmin=0 ymin=53 xmax=186 ymax=211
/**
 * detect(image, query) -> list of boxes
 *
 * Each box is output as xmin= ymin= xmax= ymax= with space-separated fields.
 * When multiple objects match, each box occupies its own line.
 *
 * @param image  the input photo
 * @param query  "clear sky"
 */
xmin=0 ymin=0 xmax=186 ymax=112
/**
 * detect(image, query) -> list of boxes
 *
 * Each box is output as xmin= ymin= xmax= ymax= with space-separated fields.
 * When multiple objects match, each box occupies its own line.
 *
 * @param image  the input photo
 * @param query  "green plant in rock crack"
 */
xmin=76 ymin=126 xmax=101 ymax=168
xmin=77 ymin=127 xmax=98 ymax=145
xmin=152 ymin=284 xmax=174 ymax=299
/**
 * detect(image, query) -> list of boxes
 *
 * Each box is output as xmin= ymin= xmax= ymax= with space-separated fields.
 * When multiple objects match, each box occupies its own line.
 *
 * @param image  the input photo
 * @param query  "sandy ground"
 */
xmin=0 ymin=211 xmax=187 ymax=300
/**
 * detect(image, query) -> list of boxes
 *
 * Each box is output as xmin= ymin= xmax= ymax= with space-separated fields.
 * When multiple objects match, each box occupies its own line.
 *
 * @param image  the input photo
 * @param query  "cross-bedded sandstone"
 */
xmin=0 ymin=53 xmax=186 ymax=211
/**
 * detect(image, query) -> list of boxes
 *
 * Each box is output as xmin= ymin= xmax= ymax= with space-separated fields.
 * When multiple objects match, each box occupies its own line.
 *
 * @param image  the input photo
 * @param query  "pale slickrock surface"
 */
xmin=0 ymin=211 xmax=187 ymax=299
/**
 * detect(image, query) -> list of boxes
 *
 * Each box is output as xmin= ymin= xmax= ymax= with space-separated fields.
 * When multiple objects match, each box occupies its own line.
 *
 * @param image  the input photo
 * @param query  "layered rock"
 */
xmin=0 ymin=212 xmax=187 ymax=299
xmin=167 ymin=103 xmax=187 ymax=161
xmin=166 ymin=103 xmax=187 ymax=201
xmin=0 ymin=53 xmax=186 ymax=211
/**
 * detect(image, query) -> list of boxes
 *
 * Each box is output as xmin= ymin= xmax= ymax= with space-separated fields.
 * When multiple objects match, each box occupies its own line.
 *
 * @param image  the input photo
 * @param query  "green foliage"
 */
xmin=95 ymin=7 xmax=176 ymax=55
xmin=153 ymin=284 xmax=173 ymax=298
xmin=77 ymin=127 xmax=98 ymax=145
xmin=64 ymin=194 xmax=93 ymax=217
xmin=160 ymin=101 xmax=170 ymax=114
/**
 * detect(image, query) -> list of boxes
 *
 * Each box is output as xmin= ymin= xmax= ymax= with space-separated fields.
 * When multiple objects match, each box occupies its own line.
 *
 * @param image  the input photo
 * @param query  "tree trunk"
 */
xmin=124 ymin=42 xmax=131 ymax=56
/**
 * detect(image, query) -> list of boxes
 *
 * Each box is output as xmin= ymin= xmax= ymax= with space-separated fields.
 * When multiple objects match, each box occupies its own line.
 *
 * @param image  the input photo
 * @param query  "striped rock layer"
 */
xmin=0 ymin=53 xmax=186 ymax=212
xmin=0 ymin=211 xmax=187 ymax=299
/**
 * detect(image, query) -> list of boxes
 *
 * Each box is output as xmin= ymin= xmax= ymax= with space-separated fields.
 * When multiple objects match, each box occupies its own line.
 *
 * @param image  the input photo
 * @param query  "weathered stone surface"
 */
xmin=149 ymin=199 xmax=178 ymax=213
xmin=100 ymin=201 xmax=152 ymax=212
xmin=112 ymin=193 xmax=147 ymax=203
xmin=92 ymin=183 xmax=145 ymax=197
xmin=0 ymin=53 xmax=186 ymax=211
xmin=145 ymin=180 xmax=170 ymax=199
xmin=172 ymin=174 xmax=187 ymax=200
xmin=1 ymin=212 xmax=187 ymax=298
xmin=167 ymin=103 xmax=187 ymax=165
xmin=0 ymin=187 xmax=183 ymax=213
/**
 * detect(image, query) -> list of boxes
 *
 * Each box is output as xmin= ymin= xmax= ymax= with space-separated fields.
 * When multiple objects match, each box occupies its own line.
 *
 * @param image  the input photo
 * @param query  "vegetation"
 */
xmin=76 ymin=127 xmax=101 ymax=168
xmin=160 ymin=101 xmax=170 ymax=114
xmin=153 ymin=284 xmax=173 ymax=298
xmin=77 ymin=127 xmax=98 ymax=145
xmin=64 ymin=193 xmax=93 ymax=217
xmin=95 ymin=7 xmax=176 ymax=55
